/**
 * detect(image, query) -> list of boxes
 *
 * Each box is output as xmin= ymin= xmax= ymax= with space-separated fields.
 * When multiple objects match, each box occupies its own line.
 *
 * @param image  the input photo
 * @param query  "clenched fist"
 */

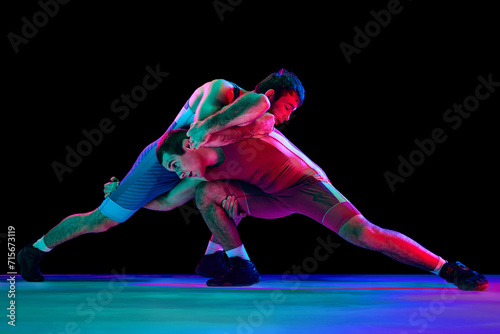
xmin=187 ymin=121 xmax=211 ymax=149
xmin=103 ymin=176 xmax=120 ymax=198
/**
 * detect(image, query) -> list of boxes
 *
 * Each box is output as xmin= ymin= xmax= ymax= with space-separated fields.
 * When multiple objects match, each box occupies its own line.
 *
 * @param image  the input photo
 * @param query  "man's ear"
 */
xmin=264 ymin=89 xmax=275 ymax=101
xmin=182 ymin=138 xmax=193 ymax=151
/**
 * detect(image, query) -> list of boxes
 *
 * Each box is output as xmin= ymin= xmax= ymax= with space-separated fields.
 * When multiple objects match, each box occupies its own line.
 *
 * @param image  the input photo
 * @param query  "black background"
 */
xmin=5 ymin=0 xmax=499 ymax=276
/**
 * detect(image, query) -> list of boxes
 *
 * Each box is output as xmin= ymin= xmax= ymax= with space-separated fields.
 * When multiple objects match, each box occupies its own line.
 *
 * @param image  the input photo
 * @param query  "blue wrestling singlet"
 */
xmin=98 ymin=100 xmax=195 ymax=222
xmin=99 ymin=82 xmax=242 ymax=222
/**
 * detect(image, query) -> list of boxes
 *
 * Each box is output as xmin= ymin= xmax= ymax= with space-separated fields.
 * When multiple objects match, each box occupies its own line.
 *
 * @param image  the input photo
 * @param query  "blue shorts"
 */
xmin=99 ymin=101 xmax=195 ymax=222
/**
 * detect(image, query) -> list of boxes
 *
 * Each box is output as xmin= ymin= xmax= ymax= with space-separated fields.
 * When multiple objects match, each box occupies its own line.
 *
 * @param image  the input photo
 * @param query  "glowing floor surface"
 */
xmin=5 ymin=274 xmax=500 ymax=334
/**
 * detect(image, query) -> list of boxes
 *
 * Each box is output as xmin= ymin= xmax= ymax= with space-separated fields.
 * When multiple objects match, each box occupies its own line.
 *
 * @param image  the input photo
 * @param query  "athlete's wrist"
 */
xmin=200 ymin=113 xmax=224 ymax=135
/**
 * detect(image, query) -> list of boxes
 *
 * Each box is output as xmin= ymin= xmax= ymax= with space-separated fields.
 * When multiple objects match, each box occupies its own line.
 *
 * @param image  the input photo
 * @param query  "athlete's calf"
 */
xmin=195 ymin=181 xmax=243 ymax=250
xmin=44 ymin=209 xmax=119 ymax=249
xmin=338 ymin=215 xmax=440 ymax=272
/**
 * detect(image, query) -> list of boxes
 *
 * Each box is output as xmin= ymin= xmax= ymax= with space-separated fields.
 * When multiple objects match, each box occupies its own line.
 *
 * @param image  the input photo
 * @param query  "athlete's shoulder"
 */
xmin=189 ymin=79 xmax=236 ymax=112
xmin=203 ymin=79 xmax=239 ymax=102
xmin=204 ymin=79 xmax=236 ymax=92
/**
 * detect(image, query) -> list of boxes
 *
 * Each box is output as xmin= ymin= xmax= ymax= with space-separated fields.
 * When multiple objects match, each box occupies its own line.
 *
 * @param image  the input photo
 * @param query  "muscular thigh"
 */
xmin=90 ymin=208 xmax=119 ymax=228
xmin=277 ymin=180 xmax=361 ymax=233
xmin=211 ymin=180 xmax=293 ymax=219
xmin=202 ymin=179 xmax=361 ymax=233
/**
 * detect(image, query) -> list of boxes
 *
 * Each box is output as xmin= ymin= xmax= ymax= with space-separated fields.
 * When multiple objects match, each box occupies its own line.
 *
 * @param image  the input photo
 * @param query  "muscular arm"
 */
xmin=143 ymin=177 xmax=203 ymax=211
xmin=202 ymin=112 xmax=275 ymax=147
xmin=188 ymin=79 xmax=272 ymax=148
xmin=199 ymin=92 xmax=271 ymax=134
xmin=194 ymin=79 xmax=270 ymax=126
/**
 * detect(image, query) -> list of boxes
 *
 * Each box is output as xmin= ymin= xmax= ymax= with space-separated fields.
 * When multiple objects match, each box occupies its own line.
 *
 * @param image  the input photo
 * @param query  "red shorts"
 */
xmin=217 ymin=178 xmax=361 ymax=233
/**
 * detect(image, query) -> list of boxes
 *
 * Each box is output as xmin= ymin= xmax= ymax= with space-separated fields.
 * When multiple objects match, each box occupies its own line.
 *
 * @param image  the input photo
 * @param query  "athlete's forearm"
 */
xmin=201 ymin=93 xmax=270 ymax=135
xmin=143 ymin=192 xmax=175 ymax=211
xmin=202 ymin=125 xmax=256 ymax=148
xmin=143 ymin=178 xmax=203 ymax=211
xmin=203 ymin=113 xmax=275 ymax=147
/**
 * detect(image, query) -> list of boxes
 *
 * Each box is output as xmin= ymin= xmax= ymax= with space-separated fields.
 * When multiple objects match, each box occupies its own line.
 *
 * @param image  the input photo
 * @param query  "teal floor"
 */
xmin=4 ymin=274 xmax=500 ymax=334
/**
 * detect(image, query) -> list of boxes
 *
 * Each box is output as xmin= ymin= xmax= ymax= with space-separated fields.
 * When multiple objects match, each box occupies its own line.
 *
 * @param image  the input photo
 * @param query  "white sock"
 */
xmin=204 ymin=240 xmax=224 ymax=255
xmin=225 ymin=244 xmax=250 ymax=261
xmin=430 ymin=257 xmax=447 ymax=275
xmin=33 ymin=236 xmax=52 ymax=252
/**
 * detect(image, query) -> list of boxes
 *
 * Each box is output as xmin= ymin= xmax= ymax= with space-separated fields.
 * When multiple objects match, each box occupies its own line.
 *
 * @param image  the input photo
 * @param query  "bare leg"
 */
xmin=18 ymin=208 xmax=119 ymax=282
xmin=338 ymin=215 xmax=440 ymax=271
xmin=209 ymin=235 xmax=223 ymax=245
xmin=44 ymin=209 xmax=119 ymax=249
xmin=195 ymin=183 xmax=242 ymax=250
xmin=207 ymin=194 xmax=244 ymax=246
xmin=195 ymin=182 xmax=261 ymax=286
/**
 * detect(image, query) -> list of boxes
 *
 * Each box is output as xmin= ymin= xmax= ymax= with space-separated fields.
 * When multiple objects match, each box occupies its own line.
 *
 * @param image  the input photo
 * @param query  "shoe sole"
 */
xmin=460 ymin=282 xmax=489 ymax=291
xmin=206 ymin=277 xmax=260 ymax=287
xmin=195 ymin=264 xmax=231 ymax=278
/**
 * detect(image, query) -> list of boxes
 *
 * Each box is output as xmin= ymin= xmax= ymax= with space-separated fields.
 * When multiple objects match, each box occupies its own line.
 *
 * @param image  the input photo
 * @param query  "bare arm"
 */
xmin=193 ymin=80 xmax=235 ymax=123
xmin=198 ymin=92 xmax=271 ymax=133
xmin=143 ymin=177 xmax=203 ymax=211
xmin=103 ymin=176 xmax=202 ymax=211
xmin=188 ymin=91 xmax=271 ymax=148
xmin=201 ymin=112 xmax=275 ymax=147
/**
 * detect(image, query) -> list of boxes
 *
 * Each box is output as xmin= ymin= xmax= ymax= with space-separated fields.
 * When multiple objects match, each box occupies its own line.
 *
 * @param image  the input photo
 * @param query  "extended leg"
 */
xmin=44 ymin=208 xmax=119 ymax=249
xmin=338 ymin=214 xmax=441 ymax=271
xmin=280 ymin=180 xmax=443 ymax=272
xmin=297 ymin=181 xmax=488 ymax=291
xmin=17 ymin=209 xmax=118 ymax=282
xmin=336 ymin=214 xmax=488 ymax=290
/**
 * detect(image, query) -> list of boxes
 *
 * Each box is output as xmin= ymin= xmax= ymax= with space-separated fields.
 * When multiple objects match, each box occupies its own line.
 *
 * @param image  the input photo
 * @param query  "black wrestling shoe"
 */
xmin=206 ymin=257 xmax=260 ymax=287
xmin=17 ymin=244 xmax=46 ymax=282
xmin=195 ymin=251 xmax=231 ymax=278
xmin=439 ymin=261 xmax=489 ymax=291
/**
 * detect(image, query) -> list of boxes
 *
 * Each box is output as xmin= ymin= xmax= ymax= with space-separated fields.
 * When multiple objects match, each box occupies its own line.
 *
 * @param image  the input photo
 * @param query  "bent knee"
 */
xmin=195 ymin=181 xmax=226 ymax=209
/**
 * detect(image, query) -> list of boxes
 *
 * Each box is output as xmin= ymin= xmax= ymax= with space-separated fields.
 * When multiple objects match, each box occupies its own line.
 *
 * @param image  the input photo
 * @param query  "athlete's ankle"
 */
xmin=225 ymin=244 xmax=250 ymax=261
xmin=430 ymin=256 xmax=447 ymax=275
xmin=33 ymin=236 xmax=53 ymax=252
xmin=204 ymin=240 xmax=224 ymax=255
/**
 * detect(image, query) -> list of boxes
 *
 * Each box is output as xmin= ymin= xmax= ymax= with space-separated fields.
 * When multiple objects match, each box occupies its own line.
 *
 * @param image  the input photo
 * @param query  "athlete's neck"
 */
xmin=202 ymin=147 xmax=225 ymax=168
xmin=213 ymin=147 xmax=225 ymax=167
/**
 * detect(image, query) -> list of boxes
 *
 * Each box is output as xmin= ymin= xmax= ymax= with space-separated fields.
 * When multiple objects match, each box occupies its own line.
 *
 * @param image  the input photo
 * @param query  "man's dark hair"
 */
xmin=255 ymin=68 xmax=305 ymax=106
xmin=156 ymin=129 xmax=189 ymax=164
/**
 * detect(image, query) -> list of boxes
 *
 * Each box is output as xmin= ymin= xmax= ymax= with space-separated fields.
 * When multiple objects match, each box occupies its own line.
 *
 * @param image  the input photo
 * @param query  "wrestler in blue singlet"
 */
xmin=99 ymin=83 xmax=241 ymax=222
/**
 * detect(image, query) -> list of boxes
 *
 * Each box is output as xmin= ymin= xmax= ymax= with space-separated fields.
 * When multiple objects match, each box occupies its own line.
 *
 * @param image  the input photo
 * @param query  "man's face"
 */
xmin=162 ymin=140 xmax=206 ymax=179
xmin=267 ymin=91 xmax=300 ymax=125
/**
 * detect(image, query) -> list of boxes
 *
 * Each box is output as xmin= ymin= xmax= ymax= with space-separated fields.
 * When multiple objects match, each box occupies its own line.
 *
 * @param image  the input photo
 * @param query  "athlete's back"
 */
xmin=204 ymin=130 xmax=329 ymax=193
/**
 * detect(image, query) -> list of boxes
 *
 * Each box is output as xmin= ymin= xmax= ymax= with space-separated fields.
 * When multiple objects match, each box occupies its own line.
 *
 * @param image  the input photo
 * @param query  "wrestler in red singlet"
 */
xmin=203 ymin=129 xmax=360 ymax=232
